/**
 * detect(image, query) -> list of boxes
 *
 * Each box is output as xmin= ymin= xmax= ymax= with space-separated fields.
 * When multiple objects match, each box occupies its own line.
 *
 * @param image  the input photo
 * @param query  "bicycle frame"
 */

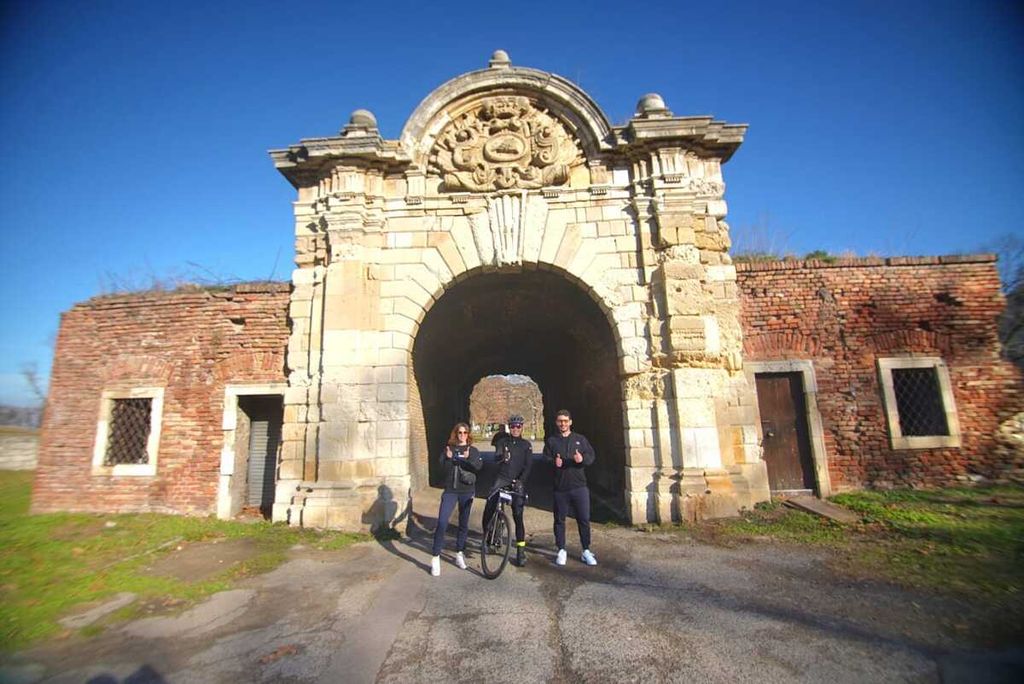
xmin=480 ymin=484 xmax=521 ymax=579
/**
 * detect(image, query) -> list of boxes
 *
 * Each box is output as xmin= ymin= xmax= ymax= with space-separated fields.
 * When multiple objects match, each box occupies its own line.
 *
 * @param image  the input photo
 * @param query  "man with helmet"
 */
xmin=484 ymin=414 xmax=533 ymax=566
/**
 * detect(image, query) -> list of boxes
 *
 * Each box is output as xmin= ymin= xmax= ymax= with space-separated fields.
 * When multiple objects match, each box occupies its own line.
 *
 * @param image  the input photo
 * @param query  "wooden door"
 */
xmin=755 ymin=372 xmax=816 ymax=492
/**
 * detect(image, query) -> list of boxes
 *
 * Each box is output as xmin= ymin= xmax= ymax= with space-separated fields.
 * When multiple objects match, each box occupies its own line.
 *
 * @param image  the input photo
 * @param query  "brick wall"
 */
xmin=35 ymin=255 xmax=1023 ymax=516
xmin=33 ymin=283 xmax=290 ymax=515
xmin=738 ymin=255 xmax=1023 ymax=490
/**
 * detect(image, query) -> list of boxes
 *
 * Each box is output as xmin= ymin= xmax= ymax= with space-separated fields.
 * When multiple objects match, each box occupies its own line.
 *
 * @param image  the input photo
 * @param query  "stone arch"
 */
xmin=408 ymin=264 xmax=629 ymax=517
xmin=270 ymin=55 xmax=770 ymax=530
xmin=403 ymin=262 xmax=626 ymax=354
xmin=401 ymin=65 xmax=614 ymax=170
xmin=376 ymin=201 xmax=645 ymax=380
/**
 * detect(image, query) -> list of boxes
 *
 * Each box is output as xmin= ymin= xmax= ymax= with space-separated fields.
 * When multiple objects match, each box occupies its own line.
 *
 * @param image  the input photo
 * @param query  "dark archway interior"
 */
xmin=412 ymin=269 xmax=625 ymax=518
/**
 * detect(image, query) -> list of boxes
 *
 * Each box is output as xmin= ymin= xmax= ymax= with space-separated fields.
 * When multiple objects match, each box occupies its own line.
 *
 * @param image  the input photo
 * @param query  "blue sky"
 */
xmin=1 ymin=0 xmax=1021 ymax=406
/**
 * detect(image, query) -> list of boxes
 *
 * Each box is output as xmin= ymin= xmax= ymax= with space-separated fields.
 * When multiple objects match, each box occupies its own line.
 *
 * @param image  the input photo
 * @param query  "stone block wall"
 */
xmin=33 ymin=284 xmax=289 ymax=515
xmin=738 ymin=255 xmax=1023 ymax=490
xmin=0 ymin=427 xmax=39 ymax=470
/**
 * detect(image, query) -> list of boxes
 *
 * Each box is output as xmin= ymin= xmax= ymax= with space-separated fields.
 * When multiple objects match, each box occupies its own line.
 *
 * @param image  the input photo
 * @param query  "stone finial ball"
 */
xmin=489 ymin=50 xmax=511 ymax=68
xmin=636 ymin=93 xmax=668 ymax=115
xmin=349 ymin=109 xmax=378 ymax=128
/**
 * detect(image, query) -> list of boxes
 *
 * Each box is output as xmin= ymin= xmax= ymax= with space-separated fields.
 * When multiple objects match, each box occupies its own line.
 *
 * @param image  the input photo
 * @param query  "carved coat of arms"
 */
xmin=429 ymin=97 xmax=579 ymax=192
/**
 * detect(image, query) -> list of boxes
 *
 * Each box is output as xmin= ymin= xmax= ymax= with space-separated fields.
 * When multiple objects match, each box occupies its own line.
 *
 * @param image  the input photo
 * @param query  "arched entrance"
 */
xmin=410 ymin=268 xmax=626 ymax=517
xmin=269 ymin=52 xmax=771 ymax=531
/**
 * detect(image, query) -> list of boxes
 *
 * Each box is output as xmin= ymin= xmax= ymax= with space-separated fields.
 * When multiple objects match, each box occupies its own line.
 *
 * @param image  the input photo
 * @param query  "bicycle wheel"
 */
xmin=480 ymin=508 xmax=512 ymax=579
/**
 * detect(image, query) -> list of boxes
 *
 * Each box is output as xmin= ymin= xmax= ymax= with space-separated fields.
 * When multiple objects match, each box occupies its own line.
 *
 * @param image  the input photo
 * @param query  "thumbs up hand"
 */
xmin=573 ymin=449 xmax=583 ymax=464
xmin=554 ymin=453 xmax=563 ymax=468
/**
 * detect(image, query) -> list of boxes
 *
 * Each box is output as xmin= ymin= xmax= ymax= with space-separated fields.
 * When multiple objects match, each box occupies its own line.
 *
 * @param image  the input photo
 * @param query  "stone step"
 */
xmin=783 ymin=495 xmax=861 ymax=524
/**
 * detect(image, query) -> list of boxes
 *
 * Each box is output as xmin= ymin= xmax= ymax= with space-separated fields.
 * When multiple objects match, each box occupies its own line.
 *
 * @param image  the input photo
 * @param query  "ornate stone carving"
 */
xmin=469 ymin=192 xmax=549 ymax=266
xmin=429 ymin=97 xmax=580 ymax=192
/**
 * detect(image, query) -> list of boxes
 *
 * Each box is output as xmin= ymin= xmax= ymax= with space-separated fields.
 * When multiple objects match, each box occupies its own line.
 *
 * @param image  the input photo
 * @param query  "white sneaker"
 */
xmin=555 ymin=548 xmax=567 ymax=566
xmin=455 ymin=551 xmax=467 ymax=570
xmin=431 ymin=555 xmax=441 ymax=577
xmin=581 ymin=549 xmax=597 ymax=566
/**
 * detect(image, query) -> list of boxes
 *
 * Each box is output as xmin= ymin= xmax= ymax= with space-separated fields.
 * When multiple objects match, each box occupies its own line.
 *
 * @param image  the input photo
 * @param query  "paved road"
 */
xmin=2 ymin=486 xmax=1022 ymax=684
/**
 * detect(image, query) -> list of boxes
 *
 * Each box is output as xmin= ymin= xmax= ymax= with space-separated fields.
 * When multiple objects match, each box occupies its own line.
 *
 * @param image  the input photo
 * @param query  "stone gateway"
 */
xmin=32 ymin=53 xmax=1023 ymax=530
xmin=268 ymin=51 xmax=765 ymax=528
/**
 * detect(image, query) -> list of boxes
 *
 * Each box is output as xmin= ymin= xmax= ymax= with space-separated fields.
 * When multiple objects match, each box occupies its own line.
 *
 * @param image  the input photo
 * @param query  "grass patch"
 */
xmin=0 ymin=471 xmax=367 ymax=651
xmin=0 ymin=470 xmax=34 ymax=520
xmin=681 ymin=486 xmax=1024 ymax=599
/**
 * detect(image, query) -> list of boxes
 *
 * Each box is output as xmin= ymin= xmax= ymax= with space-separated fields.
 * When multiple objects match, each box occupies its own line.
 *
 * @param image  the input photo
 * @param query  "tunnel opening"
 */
xmin=410 ymin=268 xmax=626 ymax=520
xmin=468 ymin=374 xmax=544 ymax=443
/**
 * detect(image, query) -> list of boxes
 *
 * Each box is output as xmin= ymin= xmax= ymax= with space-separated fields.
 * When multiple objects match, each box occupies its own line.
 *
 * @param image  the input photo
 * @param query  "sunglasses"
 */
xmin=510 ymin=424 xmax=523 ymax=428
xmin=456 ymin=429 xmax=469 ymax=434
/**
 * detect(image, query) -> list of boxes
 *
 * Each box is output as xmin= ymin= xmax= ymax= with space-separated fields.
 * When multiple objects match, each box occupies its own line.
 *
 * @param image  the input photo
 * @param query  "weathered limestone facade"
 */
xmin=269 ymin=52 xmax=770 ymax=528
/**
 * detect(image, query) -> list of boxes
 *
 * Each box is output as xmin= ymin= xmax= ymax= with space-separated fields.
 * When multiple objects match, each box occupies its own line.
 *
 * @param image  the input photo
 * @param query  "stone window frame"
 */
xmin=91 ymin=387 xmax=165 ymax=477
xmin=217 ymin=383 xmax=287 ymax=520
xmin=877 ymin=356 xmax=961 ymax=450
xmin=745 ymin=360 xmax=832 ymax=497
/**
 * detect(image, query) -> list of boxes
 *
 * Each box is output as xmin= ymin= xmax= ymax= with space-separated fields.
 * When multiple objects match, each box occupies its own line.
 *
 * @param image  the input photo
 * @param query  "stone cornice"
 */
xmin=269 ymin=136 xmax=409 ymax=189
xmin=617 ymin=116 xmax=748 ymax=162
xmin=269 ymin=58 xmax=748 ymax=188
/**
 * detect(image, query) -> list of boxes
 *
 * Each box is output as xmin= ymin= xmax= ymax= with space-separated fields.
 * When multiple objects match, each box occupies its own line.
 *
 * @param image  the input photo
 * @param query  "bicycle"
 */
xmin=480 ymin=483 xmax=524 ymax=579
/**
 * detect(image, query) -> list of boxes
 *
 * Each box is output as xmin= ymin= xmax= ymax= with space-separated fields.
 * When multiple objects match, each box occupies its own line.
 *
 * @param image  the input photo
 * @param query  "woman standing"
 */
xmin=431 ymin=422 xmax=483 ymax=577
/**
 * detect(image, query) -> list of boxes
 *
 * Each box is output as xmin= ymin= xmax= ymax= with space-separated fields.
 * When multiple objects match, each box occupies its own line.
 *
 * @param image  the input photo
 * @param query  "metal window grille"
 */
xmin=892 ymin=367 xmax=949 ymax=437
xmin=104 ymin=398 xmax=153 ymax=465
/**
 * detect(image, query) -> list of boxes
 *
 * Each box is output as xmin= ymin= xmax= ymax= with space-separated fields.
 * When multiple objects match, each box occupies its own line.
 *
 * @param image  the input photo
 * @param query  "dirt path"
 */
xmin=2 ymin=490 xmax=1022 ymax=683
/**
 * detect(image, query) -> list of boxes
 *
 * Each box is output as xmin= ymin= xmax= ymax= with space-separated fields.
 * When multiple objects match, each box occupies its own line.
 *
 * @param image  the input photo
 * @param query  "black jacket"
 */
xmin=491 ymin=432 xmax=533 ymax=491
xmin=543 ymin=432 xmax=596 ymax=492
xmin=438 ymin=444 xmax=483 ymax=494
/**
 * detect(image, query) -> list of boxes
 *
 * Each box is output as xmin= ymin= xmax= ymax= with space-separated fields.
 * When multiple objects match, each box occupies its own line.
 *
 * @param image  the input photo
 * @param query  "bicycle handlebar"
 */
xmin=487 ymin=483 xmax=527 ymax=502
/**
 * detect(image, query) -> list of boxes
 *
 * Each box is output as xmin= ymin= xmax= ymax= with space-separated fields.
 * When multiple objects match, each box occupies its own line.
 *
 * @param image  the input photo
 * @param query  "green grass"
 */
xmin=685 ymin=486 xmax=1024 ymax=599
xmin=0 ymin=471 xmax=367 ymax=651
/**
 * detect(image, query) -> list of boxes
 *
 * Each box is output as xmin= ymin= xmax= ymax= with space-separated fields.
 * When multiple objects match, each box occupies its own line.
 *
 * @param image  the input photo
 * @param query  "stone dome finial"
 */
xmin=635 ymin=93 xmax=671 ymax=118
xmin=341 ymin=109 xmax=379 ymax=136
xmin=489 ymin=50 xmax=511 ymax=69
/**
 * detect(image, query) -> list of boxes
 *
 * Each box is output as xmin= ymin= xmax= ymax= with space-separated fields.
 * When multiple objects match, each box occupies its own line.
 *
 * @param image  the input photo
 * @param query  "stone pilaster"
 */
xmin=620 ymin=96 xmax=769 ymax=521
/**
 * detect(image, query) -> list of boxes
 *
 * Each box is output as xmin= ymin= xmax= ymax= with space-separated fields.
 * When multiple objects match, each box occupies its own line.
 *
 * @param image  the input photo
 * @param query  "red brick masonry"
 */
xmin=34 ymin=256 xmax=1022 ymax=515
xmin=737 ymin=255 xmax=1022 ymax=491
xmin=33 ymin=284 xmax=289 ymax=514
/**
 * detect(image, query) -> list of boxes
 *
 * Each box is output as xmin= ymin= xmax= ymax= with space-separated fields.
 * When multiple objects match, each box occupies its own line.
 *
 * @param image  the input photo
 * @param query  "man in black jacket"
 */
xmin=484 ymin=415 xmax=533 ymax=566
xmin=543 ymin=409 xmax=597 ymax=566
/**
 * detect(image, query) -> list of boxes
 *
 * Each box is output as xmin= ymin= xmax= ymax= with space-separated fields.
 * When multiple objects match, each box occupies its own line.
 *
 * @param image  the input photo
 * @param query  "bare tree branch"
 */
xmin=20 ymin=362 xmax=46 ymax=405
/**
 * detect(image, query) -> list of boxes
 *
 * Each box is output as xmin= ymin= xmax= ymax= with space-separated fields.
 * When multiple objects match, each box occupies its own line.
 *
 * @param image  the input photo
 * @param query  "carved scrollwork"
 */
xmin=685 ymin=178 xmax=724 ymax=196
xmin=429 ymin=97 xmax=580 ymax=192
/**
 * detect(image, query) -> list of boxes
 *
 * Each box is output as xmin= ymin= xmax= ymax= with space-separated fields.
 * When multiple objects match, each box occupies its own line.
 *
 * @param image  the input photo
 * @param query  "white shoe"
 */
xmin=431 ymin=555 xmax=441 ymax=577
xmin=455 ymin=551 xmax=467 ymax=570
xmin=581 ymin=549 xmax=597 ymax=566
xmin=555 ymin=548 xmax=567 ymax=566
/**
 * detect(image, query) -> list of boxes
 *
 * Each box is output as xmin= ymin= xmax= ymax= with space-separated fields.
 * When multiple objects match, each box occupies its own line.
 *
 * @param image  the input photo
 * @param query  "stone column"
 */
xmin=273 ymin=196 xmax=328 ymax=524
xmin=627 ymin=108 xmax=770 ymax=518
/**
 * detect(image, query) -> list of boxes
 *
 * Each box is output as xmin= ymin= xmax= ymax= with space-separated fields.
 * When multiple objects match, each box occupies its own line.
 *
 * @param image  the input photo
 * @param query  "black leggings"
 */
xmin=482 ymin=490 xmax=526 ymax=543
xmin=553 ymin=487 xmax=591 ymax=551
